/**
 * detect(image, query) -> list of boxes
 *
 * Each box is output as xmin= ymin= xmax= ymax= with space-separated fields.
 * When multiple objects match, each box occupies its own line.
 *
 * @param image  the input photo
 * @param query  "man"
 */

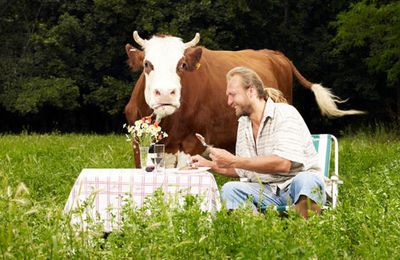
xmin=191 ymin=66 xmax=325 ymax=218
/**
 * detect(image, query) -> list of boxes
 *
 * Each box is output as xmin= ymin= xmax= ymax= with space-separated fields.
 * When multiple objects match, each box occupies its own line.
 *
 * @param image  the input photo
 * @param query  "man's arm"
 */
xmin=209 ymin=148 xmax=291 ymax=174
xmin=234 ymin=155 xmax=291 ymax=173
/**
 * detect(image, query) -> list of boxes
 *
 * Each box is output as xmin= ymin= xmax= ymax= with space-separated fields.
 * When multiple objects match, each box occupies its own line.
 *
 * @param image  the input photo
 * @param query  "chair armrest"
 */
xmin=330 ymin=175 xmax=343 ymax=185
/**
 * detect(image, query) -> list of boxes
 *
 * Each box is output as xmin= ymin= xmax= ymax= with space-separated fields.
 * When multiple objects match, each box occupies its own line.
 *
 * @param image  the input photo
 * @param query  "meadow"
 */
xmin=1 ymin=127 xmax=400 ymax=259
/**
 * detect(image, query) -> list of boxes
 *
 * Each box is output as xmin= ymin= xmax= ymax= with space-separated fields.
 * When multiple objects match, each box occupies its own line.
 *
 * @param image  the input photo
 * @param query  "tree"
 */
xmin=1 ymin=0 xmax=396 ymax=132
xmin=332 ymin=0 xmax=400 ymax=120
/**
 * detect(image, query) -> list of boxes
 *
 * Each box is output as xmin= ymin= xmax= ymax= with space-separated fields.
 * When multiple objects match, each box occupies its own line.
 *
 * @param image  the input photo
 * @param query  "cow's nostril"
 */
xmin=170 ymin=90 xmax=176 ymax=96
xmin=155 ymin=90 xmax=161 ymax=96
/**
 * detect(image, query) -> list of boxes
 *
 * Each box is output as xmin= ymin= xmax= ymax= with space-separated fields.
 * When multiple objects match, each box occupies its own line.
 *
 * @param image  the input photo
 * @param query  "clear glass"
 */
xmin=139 ymin=146 xmax=149 ymax=169
xmin=153 ymin=144 xmax=165 ymax=173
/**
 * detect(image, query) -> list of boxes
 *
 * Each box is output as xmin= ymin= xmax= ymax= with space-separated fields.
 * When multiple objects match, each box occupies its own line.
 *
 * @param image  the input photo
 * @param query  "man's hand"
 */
xmin=191 ymin=152 xmax=239 ymax=178
xmin=190 ymin=155 xmax=214 ymax=168
xmin=209 ymin=147 xmax=237 ymax=168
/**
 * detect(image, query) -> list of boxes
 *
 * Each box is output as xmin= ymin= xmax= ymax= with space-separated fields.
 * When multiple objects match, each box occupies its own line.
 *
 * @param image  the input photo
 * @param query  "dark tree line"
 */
xmin=0 ymin=0 xmax=399 ymax=134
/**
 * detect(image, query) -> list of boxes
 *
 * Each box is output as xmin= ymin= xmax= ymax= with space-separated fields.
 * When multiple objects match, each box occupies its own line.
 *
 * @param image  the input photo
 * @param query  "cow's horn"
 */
xmin=133 ymin=31 xmax=145 ymax=47
xmin=184 ymin=33 xmax=200 ymax=48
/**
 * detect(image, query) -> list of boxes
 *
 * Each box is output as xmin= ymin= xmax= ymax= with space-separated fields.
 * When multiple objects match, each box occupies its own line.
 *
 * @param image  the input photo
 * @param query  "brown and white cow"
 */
xmin=125 ymin=31 xmax=363 ymax=167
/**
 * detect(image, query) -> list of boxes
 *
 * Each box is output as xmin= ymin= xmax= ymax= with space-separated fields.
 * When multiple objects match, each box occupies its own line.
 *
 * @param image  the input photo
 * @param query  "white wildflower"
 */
xmin=123 ymin=116 xmax=168 ymax=146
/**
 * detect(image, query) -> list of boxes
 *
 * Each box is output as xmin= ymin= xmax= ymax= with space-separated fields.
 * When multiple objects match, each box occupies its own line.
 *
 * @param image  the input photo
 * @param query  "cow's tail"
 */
xmin=290 ymin=61 xmax=365 ymax=117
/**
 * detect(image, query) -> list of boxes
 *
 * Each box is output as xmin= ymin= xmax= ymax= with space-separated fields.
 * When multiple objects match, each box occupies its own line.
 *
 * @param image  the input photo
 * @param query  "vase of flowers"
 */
xmin=124 ymin=116 xmax=168 ymax=169
xmin=138 ymin=146 xmax=151 ymax=169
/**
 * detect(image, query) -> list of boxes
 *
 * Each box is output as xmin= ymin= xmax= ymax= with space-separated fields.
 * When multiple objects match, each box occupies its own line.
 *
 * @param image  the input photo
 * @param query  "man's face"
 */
xmin=226 ymin=75 xmax=252 ymax=117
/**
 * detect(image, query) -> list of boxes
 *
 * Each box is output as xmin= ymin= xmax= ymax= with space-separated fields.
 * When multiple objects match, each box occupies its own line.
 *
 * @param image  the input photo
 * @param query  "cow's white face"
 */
xmin=128 ymin=32 xmax=201 ymax=121
xmin=142 ymin=36 xmax=185 ymax=120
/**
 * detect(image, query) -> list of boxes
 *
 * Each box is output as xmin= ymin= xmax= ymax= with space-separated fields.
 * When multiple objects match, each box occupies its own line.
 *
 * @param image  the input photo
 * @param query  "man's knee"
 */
xmin=221 ymin=181 xmax=243 ymax=199
xmin=292 ymin=173 xmax=323 ymax=192
xmin=221 ymin=181 xmax=255 ymax=210
xmin=291 ymin=172 xmax=325 ymax=205
xmin=292 ymin=172 xmax=318 ymax=187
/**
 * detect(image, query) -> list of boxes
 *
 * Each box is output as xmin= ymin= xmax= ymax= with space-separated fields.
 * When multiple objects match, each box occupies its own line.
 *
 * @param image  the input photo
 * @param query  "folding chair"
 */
xmin=275 ymin=134 xmax=342 ymax=212
xmin=311 ymin=134 xmax=343 ymax=209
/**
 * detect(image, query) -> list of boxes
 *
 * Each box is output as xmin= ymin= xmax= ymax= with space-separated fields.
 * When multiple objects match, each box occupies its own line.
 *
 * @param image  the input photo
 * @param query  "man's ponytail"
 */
xmin=264 ymin=88 xmax=288 ymax=103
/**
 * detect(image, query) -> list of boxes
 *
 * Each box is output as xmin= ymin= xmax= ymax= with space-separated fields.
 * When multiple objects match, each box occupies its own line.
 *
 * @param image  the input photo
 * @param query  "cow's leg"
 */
xmin=164 ymin=135 xmax=208 ymax=168
xmin=164 ymin=153 xmax=178 ymax=168
xmin=165 ymin=151 xmax=200 ymax=168
xmin=132 ymin=142 xmax=141 ymax=168
xmin=176 ymin=151 xmax=192 ymax=169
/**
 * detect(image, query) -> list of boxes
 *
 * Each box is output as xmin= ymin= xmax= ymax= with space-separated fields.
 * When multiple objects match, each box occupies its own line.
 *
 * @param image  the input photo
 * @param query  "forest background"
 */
xmin=1 ymin=0 xmax=399 ymax=134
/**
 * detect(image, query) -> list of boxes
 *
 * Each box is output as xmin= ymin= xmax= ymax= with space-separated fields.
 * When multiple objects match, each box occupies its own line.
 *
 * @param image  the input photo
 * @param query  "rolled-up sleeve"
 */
xmin=272 ymin=112 xmax=305 ymax=166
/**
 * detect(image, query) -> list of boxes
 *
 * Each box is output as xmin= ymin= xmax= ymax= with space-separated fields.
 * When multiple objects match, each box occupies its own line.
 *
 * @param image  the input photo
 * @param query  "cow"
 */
xmin=124 ymin=31 xmax=363 ymax=167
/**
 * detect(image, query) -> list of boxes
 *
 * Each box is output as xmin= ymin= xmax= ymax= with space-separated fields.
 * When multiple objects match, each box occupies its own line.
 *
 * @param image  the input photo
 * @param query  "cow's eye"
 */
xmin=181 ymin=63 xmax=187 ymax=70
xmin=144 ymin=60 xmax=153 ymax=73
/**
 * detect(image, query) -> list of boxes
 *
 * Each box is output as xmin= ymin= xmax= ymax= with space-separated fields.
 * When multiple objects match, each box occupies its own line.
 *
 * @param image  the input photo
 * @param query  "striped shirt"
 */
xmin=235 ymin=98 xmax=321 ymax=190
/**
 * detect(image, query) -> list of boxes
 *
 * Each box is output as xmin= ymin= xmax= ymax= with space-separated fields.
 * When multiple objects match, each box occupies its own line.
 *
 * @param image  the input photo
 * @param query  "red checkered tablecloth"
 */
xmin=63 ymin=168 xmax=221 ymax=232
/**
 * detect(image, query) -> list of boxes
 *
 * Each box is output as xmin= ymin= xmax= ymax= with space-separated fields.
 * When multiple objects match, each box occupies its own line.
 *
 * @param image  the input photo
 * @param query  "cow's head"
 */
xmin=125 ymin=31 xmax=202 ymax=121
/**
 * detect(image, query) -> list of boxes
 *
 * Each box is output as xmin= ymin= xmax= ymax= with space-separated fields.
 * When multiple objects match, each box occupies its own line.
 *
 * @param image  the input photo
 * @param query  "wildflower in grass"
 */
xmin=123 ymin=116 xmax=168 ymax=147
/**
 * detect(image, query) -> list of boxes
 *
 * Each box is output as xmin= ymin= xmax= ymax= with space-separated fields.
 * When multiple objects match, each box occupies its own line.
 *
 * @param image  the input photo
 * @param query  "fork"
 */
xmin=195 ymin=133 xmax=213 ymax=150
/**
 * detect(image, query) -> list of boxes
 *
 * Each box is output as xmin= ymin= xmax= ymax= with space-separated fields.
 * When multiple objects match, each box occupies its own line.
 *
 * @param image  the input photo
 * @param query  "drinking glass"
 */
xmin=153 ymin=144 xmax=165 ymax=173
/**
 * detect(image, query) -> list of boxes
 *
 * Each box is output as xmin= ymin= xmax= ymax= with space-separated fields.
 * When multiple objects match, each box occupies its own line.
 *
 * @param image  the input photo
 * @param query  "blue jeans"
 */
xmin=221 ymin=172 xmax=326 ymax=210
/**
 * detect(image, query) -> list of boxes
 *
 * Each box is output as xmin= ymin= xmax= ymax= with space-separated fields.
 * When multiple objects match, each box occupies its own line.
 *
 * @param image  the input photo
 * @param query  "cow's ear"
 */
xmin=125 ymin=44 xmax=144 ymax=72
xmin=184 ymin=47 xmax=202 ymax=71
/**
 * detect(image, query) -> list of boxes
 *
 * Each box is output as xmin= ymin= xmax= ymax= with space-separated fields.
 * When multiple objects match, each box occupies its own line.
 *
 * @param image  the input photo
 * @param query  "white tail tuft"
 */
xmin=311 ymin=84 xmax=365 ymax=117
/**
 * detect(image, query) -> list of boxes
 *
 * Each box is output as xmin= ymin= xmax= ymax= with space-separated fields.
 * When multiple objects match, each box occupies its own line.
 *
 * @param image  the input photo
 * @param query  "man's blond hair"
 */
xmin=226 ymin=67 xmax=287 ymax=103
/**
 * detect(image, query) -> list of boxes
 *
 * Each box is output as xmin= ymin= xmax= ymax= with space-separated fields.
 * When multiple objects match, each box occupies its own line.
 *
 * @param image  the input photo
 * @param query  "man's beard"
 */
xmin=235 ymin=105 xmax=251 ymax=117
xmin=237 ymin=110 xmax=249 ymax=117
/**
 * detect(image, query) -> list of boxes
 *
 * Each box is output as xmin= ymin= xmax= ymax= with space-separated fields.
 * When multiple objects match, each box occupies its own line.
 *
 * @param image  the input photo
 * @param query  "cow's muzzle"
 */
xmin=153 ymin=103 xmax=178 ymax=110
xmin=153 ymin=103 xmax=179 ymax=120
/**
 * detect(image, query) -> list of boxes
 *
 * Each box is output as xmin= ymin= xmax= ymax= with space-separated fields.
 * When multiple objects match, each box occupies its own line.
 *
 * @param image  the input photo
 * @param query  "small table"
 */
xmin=63 ymin=168 xmax=221 ymax=232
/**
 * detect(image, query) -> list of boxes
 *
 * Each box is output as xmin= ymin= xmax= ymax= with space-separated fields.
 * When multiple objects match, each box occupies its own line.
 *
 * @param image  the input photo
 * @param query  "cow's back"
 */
xmin=200 ymin=48 xmax=293 ymax=102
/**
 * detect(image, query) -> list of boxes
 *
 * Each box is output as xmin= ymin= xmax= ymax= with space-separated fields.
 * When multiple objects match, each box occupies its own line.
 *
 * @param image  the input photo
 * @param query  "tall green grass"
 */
xmin=1 ymin=128 xmax=399 ymax=258
xmin=1 ymin=134 xmax=133 ymax=203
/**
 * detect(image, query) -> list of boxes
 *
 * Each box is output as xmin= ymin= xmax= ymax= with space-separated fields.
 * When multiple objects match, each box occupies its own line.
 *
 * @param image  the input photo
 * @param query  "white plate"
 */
xmin=176 ymin=166 xmax=211 ymax=174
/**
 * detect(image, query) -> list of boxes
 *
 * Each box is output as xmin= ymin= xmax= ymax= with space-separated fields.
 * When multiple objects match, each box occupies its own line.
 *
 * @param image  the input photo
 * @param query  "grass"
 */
xmin=1 ymin=128 xmax=400 ymax=258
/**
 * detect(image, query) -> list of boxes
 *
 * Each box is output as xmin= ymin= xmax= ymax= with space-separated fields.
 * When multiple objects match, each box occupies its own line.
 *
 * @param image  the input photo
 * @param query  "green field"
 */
xmin=1 ymin=129 xmax=400 ymax=258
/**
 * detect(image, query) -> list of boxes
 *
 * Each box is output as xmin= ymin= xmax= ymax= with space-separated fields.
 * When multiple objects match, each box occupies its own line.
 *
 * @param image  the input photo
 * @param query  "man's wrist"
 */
xmin=210 ymin=161 xmax=218 ymax=171
xmin=231 ymin=156 xmax=243 ymax=168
